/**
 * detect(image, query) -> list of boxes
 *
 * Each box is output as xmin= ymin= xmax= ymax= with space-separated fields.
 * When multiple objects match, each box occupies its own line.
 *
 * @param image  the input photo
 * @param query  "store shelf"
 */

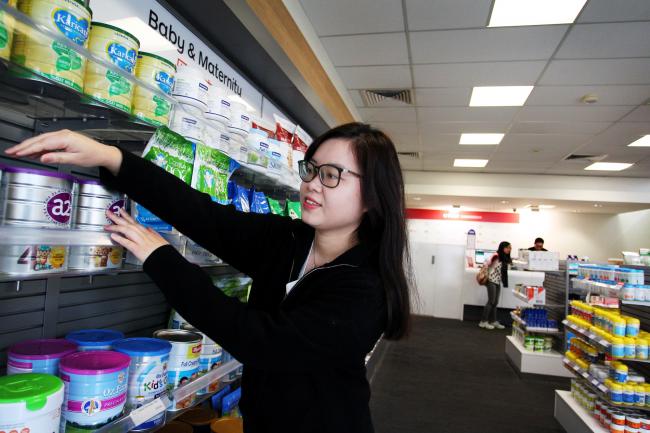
xmin=505 ymin=335 xmax=572 ymax=377
xmin=562 ymin=358 xmax=608 ymax=393
xmin=554 ymin=390 xmax=608 ymax=433
xmin=571 ymin=278 xmax=622 ymax=298
xmin=621 ymin=300 xmax=650 ymax=307
xmin=562 ymin=320 xmax=611 ymax=351
xmin=94 ymin=360 xmax=241 ymax=433
xmin=510 ymin=312 xmax=561 ymax=334
xmin=511 ymin=289 xmax=544 ymax=306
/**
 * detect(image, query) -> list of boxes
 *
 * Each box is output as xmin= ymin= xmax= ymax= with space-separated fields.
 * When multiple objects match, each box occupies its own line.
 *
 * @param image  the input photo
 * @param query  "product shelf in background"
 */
xmin=512 ymin=287 xmax=546 ymax=306
xmin=510 ymin=311 xmax=561 ymax=335
xmin=572 ymin=278 xmax=623 ymax=298
xmin=93 ymin=360 xmax=241 ymax=433
xmin=622 ymin=300 xmax=650 ymax=308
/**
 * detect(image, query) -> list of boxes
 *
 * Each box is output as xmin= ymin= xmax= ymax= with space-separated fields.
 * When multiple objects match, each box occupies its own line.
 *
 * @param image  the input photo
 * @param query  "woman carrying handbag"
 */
xmin=478 ymin=241 xmax=512 ymax=330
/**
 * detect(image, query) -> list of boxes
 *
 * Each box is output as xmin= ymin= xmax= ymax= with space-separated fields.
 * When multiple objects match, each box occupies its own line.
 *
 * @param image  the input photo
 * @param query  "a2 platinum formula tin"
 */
xmin=0 ymin=166 xmax=74 ymax=274
xmin=70 ymin=179 xmax=125 ymax=270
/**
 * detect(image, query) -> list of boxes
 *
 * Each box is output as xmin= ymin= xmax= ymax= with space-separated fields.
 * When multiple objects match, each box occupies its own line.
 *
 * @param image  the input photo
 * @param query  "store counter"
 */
xmin=462 ymin=267 xmax=545 ymax=309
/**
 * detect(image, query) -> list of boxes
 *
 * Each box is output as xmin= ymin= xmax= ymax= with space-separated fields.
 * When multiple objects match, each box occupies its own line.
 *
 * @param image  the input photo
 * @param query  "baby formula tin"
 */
xmin=69 ymin=179 xmax=124 ymax=270
xmin=197 ymin=348 xmax=223 ymax=395
xmin=205 ymin=83 xmax=231 ymax=126
xmin=153 ymin=329 xmax=202 ymax=410
xmin=112 ymin=338 xmax=172 ymax=431
xmin=227 ymin=100 xmax=251 ymax=138
xmin=0 ymin=166 xmax=74 ymax=274
xmin=84 ymin=22 xmax=139 ymax=113
xmin=59 ymin=350 xmax=130 ymax=429
xmin=11 ymin=0 xmax=91 ymax=91
xmin=8 ymin=338 xmax=78 ymax=375
xmin=0 ymin=0 xmax=17 ymax=61
xmin=169 ymin=103 xmax=205 ymax=145
xmin=65 ymin=329 xmax=125 ymax=351
xmin=0 ymin=373 xmax=65 ymax=433
xmin=132 ymin=51 xmax=176 ymax=127
xmin=172 ymin=64 xmax=208 ymax=111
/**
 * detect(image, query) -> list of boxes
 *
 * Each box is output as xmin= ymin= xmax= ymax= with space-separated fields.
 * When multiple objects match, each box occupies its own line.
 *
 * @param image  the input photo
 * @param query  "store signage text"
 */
xmin=406 ymin=209 xmax=519 ymax=224
xmin=148 ymin=10 xmax=242 ymax=96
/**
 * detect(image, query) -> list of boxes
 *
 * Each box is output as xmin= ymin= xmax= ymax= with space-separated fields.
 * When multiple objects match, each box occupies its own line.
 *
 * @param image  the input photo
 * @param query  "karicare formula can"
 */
xmin=132 ymin=51 xmax=175 ymax=126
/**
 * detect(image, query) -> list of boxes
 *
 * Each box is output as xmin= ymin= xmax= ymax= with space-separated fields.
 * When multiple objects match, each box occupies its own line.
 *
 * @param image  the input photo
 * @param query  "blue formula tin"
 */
xmin=66 ymin=329 xmax=125 ymax=351
xmin=113 ymin=338 xmax=172 ymax=430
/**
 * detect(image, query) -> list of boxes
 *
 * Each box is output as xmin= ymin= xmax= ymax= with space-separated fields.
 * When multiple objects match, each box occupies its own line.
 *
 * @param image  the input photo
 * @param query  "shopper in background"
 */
xmin=528 ymin=237 xmax=548 ymax=251
xmin=479 ymin=241 xmax=512 ymax=330
xmin=6 ymin=122 xmax=413 ymax=433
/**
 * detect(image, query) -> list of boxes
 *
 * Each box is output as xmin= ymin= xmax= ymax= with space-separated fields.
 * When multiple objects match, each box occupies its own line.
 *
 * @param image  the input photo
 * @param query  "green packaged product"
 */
xmin=267 ymin=197 xmax=286 ymax=216
xmin=191 ymin=143 xmax=232 ymax=204
xmin=214 ymin=276 xmax=252 ymax=303
xmin=142 ymin=126 xmax=195 ymax=183
xmin=287 ymin=200 xmax=302 ymax=220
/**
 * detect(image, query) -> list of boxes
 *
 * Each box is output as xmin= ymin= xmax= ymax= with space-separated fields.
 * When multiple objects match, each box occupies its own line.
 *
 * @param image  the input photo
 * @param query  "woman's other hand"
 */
xmin=104 ymin=208 xmax=169 ymax=262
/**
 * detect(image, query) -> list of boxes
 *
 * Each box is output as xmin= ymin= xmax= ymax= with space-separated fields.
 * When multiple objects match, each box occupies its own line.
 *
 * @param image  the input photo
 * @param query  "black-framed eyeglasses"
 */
xmin=298 ymin=160 xmax=362 ymax=188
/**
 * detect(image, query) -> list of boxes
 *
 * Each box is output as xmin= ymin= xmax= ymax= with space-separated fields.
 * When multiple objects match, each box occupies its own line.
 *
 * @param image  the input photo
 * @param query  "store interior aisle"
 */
xmin=370 ymin=316 xmax=569 ymax=433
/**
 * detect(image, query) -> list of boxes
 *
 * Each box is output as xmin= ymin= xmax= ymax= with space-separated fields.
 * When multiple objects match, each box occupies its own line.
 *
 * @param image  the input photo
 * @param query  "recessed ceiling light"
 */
xmin=488 ymin=0 xmax=587 ymax=27
xmin=469 ymin=86 xmax=534 ymax=107
xmin=584 ymin=162 xmax=633 ymax=171
xmin=412 ymin=196 xmax=422 ymax=201
xmin=593 ymin=204 xmax=603 ymax=208
xmin=628 ymin=135 xmax=650 ymax=147
xmin=501 ymin=200 xmax=509 ymax=204
xmin=459 ymin=133 xmax=504 ymax=145
xmin=454 ymin=159 xmax=488 ymax=168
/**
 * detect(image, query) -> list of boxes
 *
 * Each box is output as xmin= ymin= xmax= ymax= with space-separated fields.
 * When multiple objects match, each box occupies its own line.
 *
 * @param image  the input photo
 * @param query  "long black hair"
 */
xmin=303 ymin=122 xmax=412 ymax=340
xmin=497 ymin=241 xmax=512 ymax=264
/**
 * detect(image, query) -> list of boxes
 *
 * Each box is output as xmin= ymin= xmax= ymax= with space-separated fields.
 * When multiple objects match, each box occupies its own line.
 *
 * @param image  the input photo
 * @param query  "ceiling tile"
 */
xmin=372 ymin=122 xmax=419 ymax=135
xmin=510 ymin=121 xmax=612 ymax=135
xmin=298 ymin=0 xmax=404 ymax=36
xmin=576 ymin=122 xmax=650 ymax=150
xmin=358 ymin=107 xmax=418 ymax=123
xmin=399 ymin=158 xmax=423 ymax=171
xmin=349 ymin=90 xmax=364 ymax=107
xmin=418 ymin=122 xmax=511 ymax=133
xmin=556 ymin=23 xmax=650 ymax=59
xmin=417 ymin=107 xmax=518 ymax=123
xmin=405 ymin=0 xmax=492 ymax=30
xmin=578 ymin=0 xmax=650 ymax=23
xmin=410 ymin=26 xmax=567 ymax=64
xmin=417 ymin=133 xmax=461 ymax=149
xmin=414 ymin=88 xmax=471 ymax=106
xmin=338 ymin=65 xmax=412 ymax=89
xmin=321 ymin=33 xmax=409 ymax=66
xmin=621 ymin=106 xmax=650 ymax=122
xmin=486 ymin=159 xmax=556 ymax=170
xmin=392 ymin=134 xmax=421 ymax=150
xmin=539 ymin=59 xmax=650 ymax=86
xmin=527 ymin=85 xmax=650 ymax=106
xmin=517 ymin=106 xmax=634 ymax=122
xmin=413 ymin=61 xmax=546 ymax=87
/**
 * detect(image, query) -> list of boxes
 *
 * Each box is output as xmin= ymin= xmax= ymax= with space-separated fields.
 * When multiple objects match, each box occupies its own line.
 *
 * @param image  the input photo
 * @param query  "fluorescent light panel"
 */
xmin=628 ymin=135 xmax=650 ymax=147
xmin=488 ymin=0 xmax=587 ymax=27
xmin=459 ymin=133 xmax=504 ymax=145
xmin=469 ymin=86 xmax=534 ymax=107
xmin=584 ymin=162 xmax=633 ymax=171
xmin=454 ymin=159 xmax=488 ymax=168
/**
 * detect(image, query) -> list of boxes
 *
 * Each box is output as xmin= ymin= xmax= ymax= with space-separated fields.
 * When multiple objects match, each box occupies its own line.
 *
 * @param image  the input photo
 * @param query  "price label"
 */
xmin=130 ymin=398 xmax=169 ymax=426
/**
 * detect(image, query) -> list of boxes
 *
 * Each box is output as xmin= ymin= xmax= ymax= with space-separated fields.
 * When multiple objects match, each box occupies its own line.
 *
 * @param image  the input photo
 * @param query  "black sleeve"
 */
xmin=144 ymin=245 xmax=384 ymax=371
xmin=100 ymin=148 xmax=294 ymax=279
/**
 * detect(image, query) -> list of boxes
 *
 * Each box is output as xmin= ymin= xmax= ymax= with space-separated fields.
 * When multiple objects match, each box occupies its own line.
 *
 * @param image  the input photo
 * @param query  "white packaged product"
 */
xmin=172 ymin=64 xmax=208 ymax=110
xmin=169 ymin=104 xmax=205 ymax=145
xmin=268 ymin=139 xmax=286 ymax=180
xmin=204 ymin=120 xmax=230 ymax=155
xmin=246 ymin=129 xmax=270 ymax=168
xmin=228 ymin=100 xmax=252 ymax=138
xmin=230 ymin=135 xmax=248 ymax=164
xmin=205 ymin=83 xmax=231 ymax=125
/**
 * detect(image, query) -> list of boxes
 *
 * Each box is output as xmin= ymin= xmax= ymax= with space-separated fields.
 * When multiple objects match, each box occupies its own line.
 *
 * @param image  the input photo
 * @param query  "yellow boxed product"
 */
xmin=132 ymin=51 xmax=175 ymax=126
xmin=11 ymin=0 xmax=91 ymax=91
xmin=83 ymin=22 xmax=139 ymax=112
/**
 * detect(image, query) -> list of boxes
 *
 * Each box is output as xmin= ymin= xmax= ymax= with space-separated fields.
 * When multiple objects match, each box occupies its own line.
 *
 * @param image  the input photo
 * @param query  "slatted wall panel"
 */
xmin=0 ymin=279 xmax=47 ymax=374
xmin=620 ymin=266 xmax=650 ymax=378
xmin=543 ymin=262 xmax=568 ymax=325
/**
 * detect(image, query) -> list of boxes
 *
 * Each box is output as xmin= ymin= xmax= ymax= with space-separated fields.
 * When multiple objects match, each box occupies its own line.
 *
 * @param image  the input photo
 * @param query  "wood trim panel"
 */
xmin=246 ymin=0 xmax=355 ymax=124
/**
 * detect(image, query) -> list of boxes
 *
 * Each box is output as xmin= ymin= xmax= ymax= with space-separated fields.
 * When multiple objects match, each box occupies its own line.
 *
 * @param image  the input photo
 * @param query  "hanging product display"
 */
xmin=11 ymin=0 xmax=92 ymax=91
xmin=84 ymin=22 xmax=139 ymax=112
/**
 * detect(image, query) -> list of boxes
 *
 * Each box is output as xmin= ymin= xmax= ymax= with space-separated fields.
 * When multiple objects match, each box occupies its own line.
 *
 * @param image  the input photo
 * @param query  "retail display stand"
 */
xmin=554 ymin=390 xmax=608 ymax=433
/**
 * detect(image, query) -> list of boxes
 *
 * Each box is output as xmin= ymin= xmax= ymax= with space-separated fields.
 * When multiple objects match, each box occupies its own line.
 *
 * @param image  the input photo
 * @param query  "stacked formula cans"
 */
xmin=0 ymin=166 xmax=127 ymax=275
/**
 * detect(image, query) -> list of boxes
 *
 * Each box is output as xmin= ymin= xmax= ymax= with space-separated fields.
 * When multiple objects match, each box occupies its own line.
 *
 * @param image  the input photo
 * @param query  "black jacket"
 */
xmin=100 ymin=149 xmax=387 ymax=433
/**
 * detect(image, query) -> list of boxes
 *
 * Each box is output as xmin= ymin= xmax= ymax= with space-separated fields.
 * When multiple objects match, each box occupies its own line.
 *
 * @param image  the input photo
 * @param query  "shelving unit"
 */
xmin=504 ymin=335 xmax=571 ymax=377
xmin=510 ymin=311 xmax=561 ymax=334
xmin=554 ymin=390 xmax=608 ymax=433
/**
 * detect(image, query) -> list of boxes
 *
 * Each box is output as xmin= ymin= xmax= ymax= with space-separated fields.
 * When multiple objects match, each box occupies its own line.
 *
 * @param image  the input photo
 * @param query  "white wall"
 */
xmin=408 ymin=209 xmax=650 ymax=262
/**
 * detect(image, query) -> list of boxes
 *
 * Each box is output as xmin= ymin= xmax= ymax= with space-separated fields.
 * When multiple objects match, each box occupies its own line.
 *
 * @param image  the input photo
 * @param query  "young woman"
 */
xmin=6 ymin=122 xmax=412 ymax=433
xmin=479 ymin=241 xmax=512 ymax=330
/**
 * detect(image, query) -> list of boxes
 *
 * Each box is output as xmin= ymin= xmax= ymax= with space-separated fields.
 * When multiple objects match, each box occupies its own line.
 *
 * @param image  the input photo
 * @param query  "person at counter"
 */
xmin=479 ymin=241 xmax=512 ymax=330
xmin=528 ymin=237 xmax=548 ymax=251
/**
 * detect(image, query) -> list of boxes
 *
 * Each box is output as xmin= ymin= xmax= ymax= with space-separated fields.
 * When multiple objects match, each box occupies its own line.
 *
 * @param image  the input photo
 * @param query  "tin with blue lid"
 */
xmin=65 ymin=329 xmax=125 ymax=351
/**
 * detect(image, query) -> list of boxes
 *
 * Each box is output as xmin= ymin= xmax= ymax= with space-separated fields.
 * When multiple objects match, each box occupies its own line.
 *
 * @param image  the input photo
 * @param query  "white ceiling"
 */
xmin=298 ymin=0 xmax=650 ymax=178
